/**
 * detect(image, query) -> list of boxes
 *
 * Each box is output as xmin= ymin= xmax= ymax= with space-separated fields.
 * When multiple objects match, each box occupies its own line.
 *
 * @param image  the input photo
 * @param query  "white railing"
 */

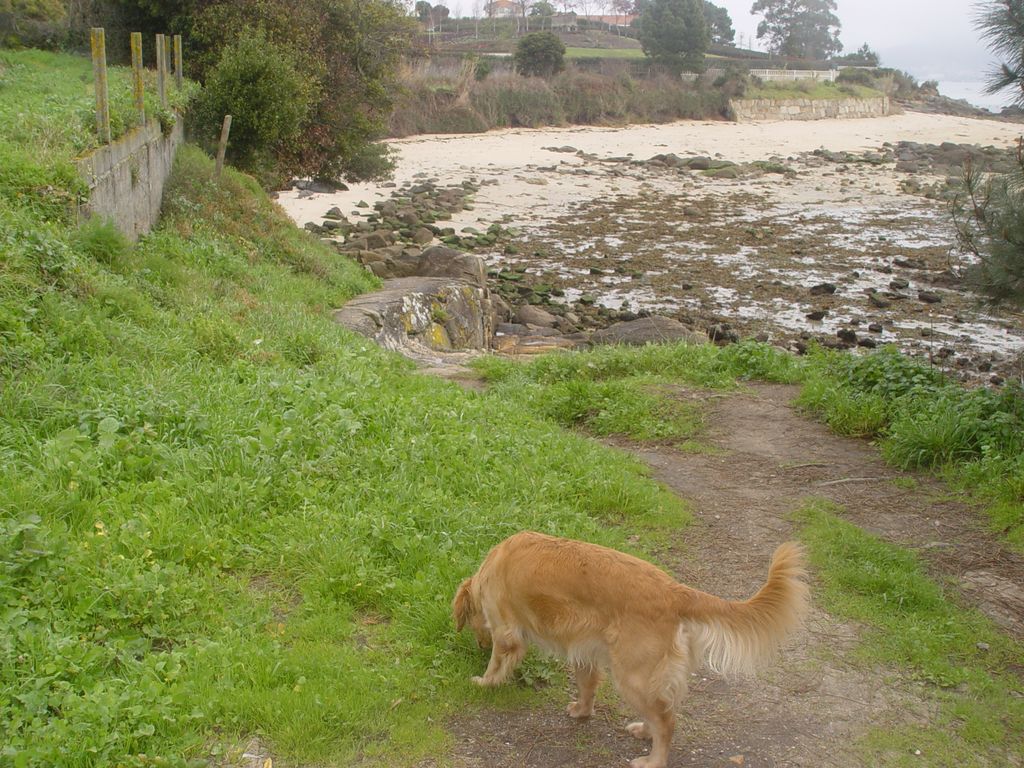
xmin=748 ymin=69 xmax=838 ymax=82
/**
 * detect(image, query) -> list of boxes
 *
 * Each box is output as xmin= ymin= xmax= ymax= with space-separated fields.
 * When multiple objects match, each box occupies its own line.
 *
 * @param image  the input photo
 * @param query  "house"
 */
xmin=485 ymin=0 xmax=524 ymax=17
xmin=550 ymin=12 xmax=577 ymax=31
xmin=580 ymin=13 xmax=637 ymax=26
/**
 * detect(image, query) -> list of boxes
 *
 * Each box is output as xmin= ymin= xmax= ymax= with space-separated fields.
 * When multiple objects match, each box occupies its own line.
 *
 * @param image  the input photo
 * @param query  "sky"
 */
xmin=719 ymin=0 xmax=998 ymax=86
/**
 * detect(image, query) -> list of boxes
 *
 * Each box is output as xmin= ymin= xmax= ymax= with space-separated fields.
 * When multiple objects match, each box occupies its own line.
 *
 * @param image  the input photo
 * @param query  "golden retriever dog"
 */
xmin=452 ymin=531 xmax=809 ymax=768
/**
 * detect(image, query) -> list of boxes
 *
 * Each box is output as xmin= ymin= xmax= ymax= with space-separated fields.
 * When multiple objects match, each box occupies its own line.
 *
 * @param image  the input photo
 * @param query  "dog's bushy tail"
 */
xmin=677 ymin=542 xmax=809 ymax=678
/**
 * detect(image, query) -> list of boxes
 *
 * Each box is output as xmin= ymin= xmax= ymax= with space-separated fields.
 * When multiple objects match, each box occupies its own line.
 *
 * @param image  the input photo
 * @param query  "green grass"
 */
xmin=564 ymin=47 xmax=645 ymax=59
xmin=471 ymin=340 xmax=803 ymax=444
xmin=795 ymin=501 xmax=1024 ymax=766
xmin=745 ymin=80 xmax=882 ymax=100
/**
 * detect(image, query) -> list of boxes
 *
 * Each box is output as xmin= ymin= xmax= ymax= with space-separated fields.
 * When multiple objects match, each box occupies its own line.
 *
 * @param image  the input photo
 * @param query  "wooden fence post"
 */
xmin=156 ymin=33 xmax=167 ymax=107
xmin=215 ymin=114 xmax=232 ymax=178
xmin=90 ymin=27 xmax=111 ymax=144
xmin=173 ymin=34 xmax=183 ymax=89
xmin=130 ymin=32 xmax=145 ymax=126
xmin=164 ymin=35 xmax=172 ymax=89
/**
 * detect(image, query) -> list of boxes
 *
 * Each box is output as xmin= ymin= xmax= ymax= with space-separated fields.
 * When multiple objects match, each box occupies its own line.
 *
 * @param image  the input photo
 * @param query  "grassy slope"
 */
xmin=745 ymin=80 xmax=882 ymax=100
xmin=1 ymin=51 xmax=686 ymax=766
xmin=564 ymin=46 xmax=645 ymax=59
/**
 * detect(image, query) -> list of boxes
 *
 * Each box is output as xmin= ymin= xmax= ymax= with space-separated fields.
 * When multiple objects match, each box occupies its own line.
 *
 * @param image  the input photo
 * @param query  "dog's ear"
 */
xmin=452 ymin=577 xmax=473 ymax=631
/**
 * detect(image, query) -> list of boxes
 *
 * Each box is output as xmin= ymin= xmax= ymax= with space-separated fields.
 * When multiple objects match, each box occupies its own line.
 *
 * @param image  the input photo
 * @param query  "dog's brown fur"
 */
xmin=453 ymin=531 xmax=809 ymax=768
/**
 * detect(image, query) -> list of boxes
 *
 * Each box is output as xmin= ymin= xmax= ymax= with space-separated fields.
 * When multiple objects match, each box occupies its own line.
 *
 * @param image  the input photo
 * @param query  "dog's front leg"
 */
xmin=472 ymin=631 xmax=525 ymax=686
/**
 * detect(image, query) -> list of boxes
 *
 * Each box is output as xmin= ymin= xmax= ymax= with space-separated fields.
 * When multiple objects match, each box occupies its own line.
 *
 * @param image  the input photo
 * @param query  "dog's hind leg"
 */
xmin=567 ymin=663 xmax=602 ymax=719
xmin=472 ymin=627 xmax=526 ymax=686
xmin=612 ymin=633 xmax=686 ymax=768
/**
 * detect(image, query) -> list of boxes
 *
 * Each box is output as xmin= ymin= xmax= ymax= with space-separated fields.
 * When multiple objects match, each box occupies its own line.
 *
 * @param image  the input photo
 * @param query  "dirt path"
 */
xmin=428 ymin=383 xmax=1024 ymax=768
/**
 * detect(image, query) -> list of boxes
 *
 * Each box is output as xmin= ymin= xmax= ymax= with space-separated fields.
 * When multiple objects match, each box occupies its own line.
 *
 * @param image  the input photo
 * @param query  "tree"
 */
xmin=977 ymin=0 xmax=1024 ymax=105
xmin=951 ymin=0 xmax=1024 ymax=307
xmin=178 ymin=0 xmax=416 ymax=184
xmin=637 ymin=0 xmax=709 ymax=75
xmin=530 ymin=0 xmax=555 ymax=15
xmin=430 ymin=2 xmax=450 ymax=28
xmin=513 ymin=30 xmax=565 ymax=75
xmin=415 ymin=0 xmax=433 ymax=21
xmin=194 ymin=30 xmax=311 ymax=172
xmin=750 ymin=0 xmax=842 ymax=60
xmin=832 ymin=42 xmax=879 ymax=67
xmin=703 ymin=1 xmax=734 ymax=45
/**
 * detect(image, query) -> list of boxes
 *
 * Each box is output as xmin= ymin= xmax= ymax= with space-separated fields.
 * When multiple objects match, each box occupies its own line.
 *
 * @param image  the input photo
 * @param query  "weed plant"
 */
xmin=796 ymin=501 xmax=1024 ymax=765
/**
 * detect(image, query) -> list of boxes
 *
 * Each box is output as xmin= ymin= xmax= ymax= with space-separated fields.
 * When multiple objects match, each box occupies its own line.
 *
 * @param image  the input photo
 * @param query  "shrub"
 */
xmin=513 ymin=31 xmax=566 ymax=77
xmin=193 ymin=29 xmax=312 ymax=184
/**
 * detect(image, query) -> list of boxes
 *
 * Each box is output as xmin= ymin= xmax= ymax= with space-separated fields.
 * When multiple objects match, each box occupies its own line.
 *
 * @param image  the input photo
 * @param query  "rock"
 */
xmin=857 ymin=337 xmax=878 ymax=348
xmin=592 ymin=316 xmax=705 ymax=346
xmin=918 ymin=290 xmax=942 ymax=304
xmin=495 ymin=322 xmax=531 ymax=336
xmin=324 ymin=206 xmax=345 ymax=220
xmin=686 ymin=156 xmax=713 ymax=170
xmin=837 ymin=328 xmax=858 ymax=343
xmin=333 ymin=277 xmax=492 ymax=354
xmin=493 ymin=334 xmax=588 ymax=355
xmin=491 ymin=295 xmax=513 ymax=324
xmin=809 ymin=282 xmax=838 ymax=296
xmin=704 ymin=166 xmax=741 ymax=179
xmin=868 ymin=292 xmax=891 ymax=308
xmin=707 ymin=323 xmax=739 ymax=344
xmin=889 ymin=278 xmax=910 ymax=290
xmin=417 ymin=245 xmax=487 ymax=288
xmin=412 ymin=227 xmax=434 ymax=245
xmin=805 ymin=309 xmax=828 ymax=321
xmin=868 ymin=322 xmax=884 ymax=333
xmin=514 ymin=305 xmax=558 ymax=327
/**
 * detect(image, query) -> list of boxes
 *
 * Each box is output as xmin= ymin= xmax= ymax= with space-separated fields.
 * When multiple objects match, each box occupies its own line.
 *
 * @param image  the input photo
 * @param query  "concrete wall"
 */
xmin=76 ymin=116 xmax=184 ymax=241
xmin=730 ymin=96 xmax=891 ymax=122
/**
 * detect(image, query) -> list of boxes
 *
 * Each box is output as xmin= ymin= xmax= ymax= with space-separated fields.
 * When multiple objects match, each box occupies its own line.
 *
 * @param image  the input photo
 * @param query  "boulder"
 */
xmin=416 ymin=245 xmax=486 ymax=288
xmin=592 ymin=315 xmax=705 ymax=346
xmin=514 ymin=305 xmax=558 ymax=327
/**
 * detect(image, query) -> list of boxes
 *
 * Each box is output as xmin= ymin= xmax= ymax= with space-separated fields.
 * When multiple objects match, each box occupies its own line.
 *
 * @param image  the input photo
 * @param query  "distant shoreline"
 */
xmin=940 ymin=80 xmax=1010 ymax=112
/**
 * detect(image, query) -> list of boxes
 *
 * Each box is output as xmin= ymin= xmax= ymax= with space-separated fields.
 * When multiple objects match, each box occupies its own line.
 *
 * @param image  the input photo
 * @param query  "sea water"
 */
xmin=940 ymin=80 xmax=1014 ymax=112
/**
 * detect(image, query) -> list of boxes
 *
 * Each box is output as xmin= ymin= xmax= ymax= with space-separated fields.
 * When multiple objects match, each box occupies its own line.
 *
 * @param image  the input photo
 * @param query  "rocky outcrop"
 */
xmin=334 ymin=277 xmax=492 ymax=356
xmin=592 ymin=316 xmax=707 ymax=346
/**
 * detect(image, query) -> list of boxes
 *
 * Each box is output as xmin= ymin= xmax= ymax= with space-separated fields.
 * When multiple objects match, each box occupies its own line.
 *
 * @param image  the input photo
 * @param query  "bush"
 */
xmin=193 ymin=29 xmax=312 ymax=184
xmin=513 ymin=31 xmax=566 ymax=77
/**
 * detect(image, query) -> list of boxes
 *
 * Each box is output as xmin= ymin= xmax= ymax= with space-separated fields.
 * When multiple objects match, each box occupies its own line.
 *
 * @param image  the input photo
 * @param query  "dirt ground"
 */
xmin=423 ymin=383 xmax=1024 ymax=768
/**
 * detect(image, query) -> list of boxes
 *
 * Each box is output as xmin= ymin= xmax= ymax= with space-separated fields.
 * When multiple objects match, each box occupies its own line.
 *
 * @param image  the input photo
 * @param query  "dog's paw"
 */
xmin=629 ymin=757 xmax=664 ymax=768
xmin=625 ymin=721 xmax=651 ymax=740
xmin=566 ymin=701 xmax=593 ymax=719
xmin=471 ymin=675 xmax=499 ymax=687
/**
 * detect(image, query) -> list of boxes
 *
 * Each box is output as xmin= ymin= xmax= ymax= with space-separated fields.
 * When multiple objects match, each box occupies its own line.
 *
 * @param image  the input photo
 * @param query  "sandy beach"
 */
xmin=278 ymin=112 xmax=1022 ymax=229
xmin=277 ymin=112 xmax=1024 ymax=380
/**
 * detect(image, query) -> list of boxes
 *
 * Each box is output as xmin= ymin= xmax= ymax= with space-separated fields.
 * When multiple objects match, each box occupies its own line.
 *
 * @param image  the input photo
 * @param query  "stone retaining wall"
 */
xmin=76 ymin=116 xmax=184 ymax=241
xmin=729 ymin=96 xmax=892 ymax=122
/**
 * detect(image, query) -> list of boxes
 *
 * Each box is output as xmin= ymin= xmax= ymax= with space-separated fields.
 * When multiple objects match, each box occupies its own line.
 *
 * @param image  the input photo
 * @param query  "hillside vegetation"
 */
xmin=0 ymin=50 xmax=686 ymax=765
